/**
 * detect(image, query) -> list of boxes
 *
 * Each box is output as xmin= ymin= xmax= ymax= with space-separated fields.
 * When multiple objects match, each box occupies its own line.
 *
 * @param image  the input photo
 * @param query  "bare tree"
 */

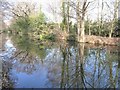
xmin=0 ymin=0 xmax=11 ymax=30
xmin=76 ymin=0 xmax=90 ymax=42
xmin=0 ymin=0 xmax=11 ymax=52
xmin=109 ymin=0 xmax=119 ymax=37
xmin=11 ymin=2 xmax=35 ymax=18
xmin=67 ymin=0 xmax=70 ymax=33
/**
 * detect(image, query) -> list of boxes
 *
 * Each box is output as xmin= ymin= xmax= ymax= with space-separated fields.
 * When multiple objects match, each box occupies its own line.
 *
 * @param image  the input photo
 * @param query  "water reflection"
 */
xmin=1 ymin=34 xmax=120 ymax=88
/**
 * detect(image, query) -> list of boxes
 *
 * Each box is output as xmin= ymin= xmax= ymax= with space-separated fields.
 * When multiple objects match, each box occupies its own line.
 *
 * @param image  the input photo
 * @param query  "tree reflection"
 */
xmin=59 ymin=43 xmax=86 ymax=88
xmin=117 ymin=48 xmax=120 ymax=88
xmin=2 ymin=33 xmax=120 ymax=88
xmin=58 ymin=43 xmax=120 ymax=88
xmin=60 ymin=43 xmax=72 ymax=88
xmin=9 ymin=34 xmax=48 ymax=74
xmin=2 ymin=61 xmax=16 ymax=88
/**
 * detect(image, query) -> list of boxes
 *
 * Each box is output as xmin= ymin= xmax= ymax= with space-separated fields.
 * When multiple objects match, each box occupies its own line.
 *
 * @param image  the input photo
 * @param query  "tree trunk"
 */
xmin=79 ymin=17 xmax=85 ymax=42
xmin=76 ymin=0 xmax=81 ymax=42
xmin=97 ymin=0 xmax=100 ymax=36
xmin=109 ymin=0 xmax=118 ymax=37
xmin=76 ymin=0 xmax=88 ymax=43
xmin=67 ymin=0 xmax=70 ymax=33
xmin=109 ymin=21 xmax=114 ymax=38
xmin=78 ymin=43 xmax=85 ymax=88
xmin=62 ymin=0 xmax=67 ymax=32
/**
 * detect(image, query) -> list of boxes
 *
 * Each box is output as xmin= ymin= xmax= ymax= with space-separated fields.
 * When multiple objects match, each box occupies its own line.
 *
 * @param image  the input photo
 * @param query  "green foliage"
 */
xmin=10 ymin=9 xmax=47 ymax=36
xmin=60 ymin=22 xmax=64 ymax=31
xmin=113 ymin=19 xmax=120 ymax=37
xmin=67 ymin=34 xmax=76 ymax=41
xmin=39 ymin=33 xmax=56 ymax=41
xmin=30 ymin=12 xmax=46 ymax=31
xmin=16 ymin=17 xmax=30 ymax=30
xmin=38 ymin=12 xmax=46 ymax=23
xmin=85 ymin=21 xmax=110 ymax=37
xmin=11 ymin=17 xmax=31 ymax=35
xmin=45 ymin=33 xmax=56 ymax=41
xmin=47 ymin=23 xmax=56 ymax=29
xmin=40 ymin=34 xmax=44 ymax=40
xmin=118 ymin=19 xmax=120 ymax=28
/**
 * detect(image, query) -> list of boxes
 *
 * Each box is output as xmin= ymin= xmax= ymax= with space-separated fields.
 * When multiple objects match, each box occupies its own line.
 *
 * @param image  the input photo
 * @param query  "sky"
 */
xmin=6 ymin=0 xmax=118 ymax=23
xmin=7 ymin=0 xmax=62 ymax=22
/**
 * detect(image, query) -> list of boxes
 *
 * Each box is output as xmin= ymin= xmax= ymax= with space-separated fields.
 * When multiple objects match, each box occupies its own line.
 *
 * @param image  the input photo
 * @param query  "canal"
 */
xmin=0 ymin=33 xmax=120 ymax=88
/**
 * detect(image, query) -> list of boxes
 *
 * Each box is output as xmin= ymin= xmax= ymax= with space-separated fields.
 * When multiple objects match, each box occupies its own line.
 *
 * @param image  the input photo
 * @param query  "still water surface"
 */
xmin=1 ymin=34 xmax=120 ymax=88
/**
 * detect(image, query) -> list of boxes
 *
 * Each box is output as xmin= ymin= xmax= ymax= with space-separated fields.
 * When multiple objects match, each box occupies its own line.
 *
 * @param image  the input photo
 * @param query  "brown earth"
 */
xmin=85 ymin=35 xmax=120 ymax=46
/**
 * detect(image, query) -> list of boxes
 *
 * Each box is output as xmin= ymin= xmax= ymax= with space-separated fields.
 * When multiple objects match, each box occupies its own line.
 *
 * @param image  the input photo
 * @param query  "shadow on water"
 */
xmin=1 ymin=33 xmax=120 ymax=88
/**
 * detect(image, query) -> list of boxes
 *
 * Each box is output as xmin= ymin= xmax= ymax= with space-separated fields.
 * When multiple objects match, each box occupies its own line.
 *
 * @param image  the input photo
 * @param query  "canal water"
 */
xmin=0 ymin=34 xmax=120 ymax=88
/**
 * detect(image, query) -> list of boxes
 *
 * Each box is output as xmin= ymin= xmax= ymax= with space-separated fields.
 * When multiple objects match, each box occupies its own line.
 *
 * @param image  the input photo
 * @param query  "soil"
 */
xmin=85 ymin=35 xmax=120 ymax=46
